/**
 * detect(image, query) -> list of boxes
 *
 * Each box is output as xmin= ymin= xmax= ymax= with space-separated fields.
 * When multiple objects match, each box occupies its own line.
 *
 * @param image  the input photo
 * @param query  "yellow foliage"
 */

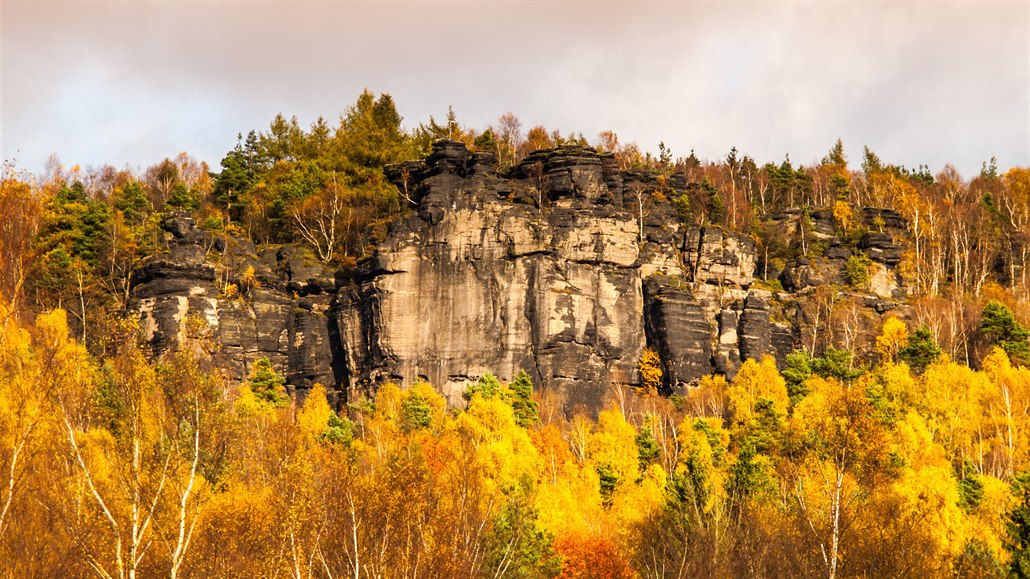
xmin=405 ymin=380 xmax=446 ymax=427
xmin=891 ymin=464 xmax=968 ymax=561
xmin=77 ymin=427 xmax=120 ymax=487
xmin=727 ymin=356 xmax=788 ymax=428
xmin=7 ymin=295 xmax=1030 ymax=573
xmin=917 ymin=360 xmax=995 ymax=468
xmin=297 ymin=383 xmax=333 ymax=441
xmin=240 ymin=265 xmax=259 ymax=290
xmin=587 ymin=404 xmax=640 ymax=487
xmin=233 ymin=384 xmax=280 ymax=422
xmin=980 ymin=347 xmax=1030 ymax=472
xmin=876 ymin=316 xmax=909 ymax=362
xmin=536 ymin=458 xmax=603 ymax=537
xmin=676 ymin=417 xmax=729 ymax=515
xmin=832 ymin=199 xmax=854 ymax=233
xmin=451 ymin=394 xmax=540 ymax=494
xmin=891 ymin=411 xmax=945 ymax=470
xmin=609 ymin=462 xmax=666 ymax=534
xmin=374 ymin=382 xmax=404 ymax=422
xmin=968 ymin=475 xmax=1013 ymax=564
xmin=877 ymin=359 xmax=918 ymax=407
xmin=190 ymin=483 xmax=279 ymax=574
xmin=679 ymin=417 xmax=729 ymax=457
xmin=685 ymin=374 xmax=726 ymax=418
xmin=638 ymin=347 xmax=663 ymax=392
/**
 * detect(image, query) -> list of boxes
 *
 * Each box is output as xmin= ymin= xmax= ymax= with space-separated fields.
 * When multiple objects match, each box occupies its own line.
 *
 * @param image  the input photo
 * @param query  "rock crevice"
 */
xmin=133 ymin=141 xmax=904 ymax=411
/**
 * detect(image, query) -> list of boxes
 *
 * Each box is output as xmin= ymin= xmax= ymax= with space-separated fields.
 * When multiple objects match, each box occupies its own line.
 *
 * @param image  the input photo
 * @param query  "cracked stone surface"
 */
xmin=132 ymin=141 xmax=905 ymax=412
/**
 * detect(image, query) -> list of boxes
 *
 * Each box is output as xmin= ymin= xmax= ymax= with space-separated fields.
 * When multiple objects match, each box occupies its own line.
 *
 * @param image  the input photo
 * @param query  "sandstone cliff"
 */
xmin=132 ymin=141 xmax=907 ymax=411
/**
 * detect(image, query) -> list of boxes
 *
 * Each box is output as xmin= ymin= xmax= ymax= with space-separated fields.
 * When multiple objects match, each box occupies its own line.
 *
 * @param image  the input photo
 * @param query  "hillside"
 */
xmin=0 ymin=94 xmax=1029 ymax=576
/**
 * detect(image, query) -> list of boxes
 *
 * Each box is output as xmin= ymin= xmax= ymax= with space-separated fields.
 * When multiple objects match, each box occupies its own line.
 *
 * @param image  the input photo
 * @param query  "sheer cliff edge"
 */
xmin=132 ymin=141 xmax=907 ymax=411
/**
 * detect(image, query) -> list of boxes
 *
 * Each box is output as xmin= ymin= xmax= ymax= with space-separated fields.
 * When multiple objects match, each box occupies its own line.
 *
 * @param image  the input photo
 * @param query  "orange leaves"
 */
xmin=832 ymin=199 xmax=854 ymax=234
xmin=637 ymin=348 xmax=663 ymax=393
xmin=533 ymin=424 xmax=575 ymax=485
xmin=15 ymin=304 xmax=1030 ymax=575
xmin=555 ymin=533 xmax=637 ymax=579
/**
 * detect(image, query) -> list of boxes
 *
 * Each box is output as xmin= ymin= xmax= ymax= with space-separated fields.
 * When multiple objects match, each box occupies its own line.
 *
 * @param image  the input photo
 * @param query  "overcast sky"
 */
xmin=2 ymin=1 xmax=1028 ymax=178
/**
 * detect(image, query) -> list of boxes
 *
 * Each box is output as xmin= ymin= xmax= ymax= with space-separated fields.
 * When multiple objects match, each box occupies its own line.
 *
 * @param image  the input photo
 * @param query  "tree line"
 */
xmin=1 ymin=304 xmax=1030 ymax=576
xmin=0 ymin=89 xmax=1028 ymax=576
xmin=2 ymin=91 xmax=1027 ymax=353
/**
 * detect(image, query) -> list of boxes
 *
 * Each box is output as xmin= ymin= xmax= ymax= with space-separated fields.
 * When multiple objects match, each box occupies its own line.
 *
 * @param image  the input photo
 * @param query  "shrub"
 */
xmin=844 ymin=252 xmax=873 ymax=288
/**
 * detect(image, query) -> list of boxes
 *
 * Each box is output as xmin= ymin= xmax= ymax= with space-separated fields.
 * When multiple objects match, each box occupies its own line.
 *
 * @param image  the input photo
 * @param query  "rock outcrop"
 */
xmin=132 ymin=142 xmax=907 ymax=412
xmin=133 ymin=216 xmax=342 ymax=403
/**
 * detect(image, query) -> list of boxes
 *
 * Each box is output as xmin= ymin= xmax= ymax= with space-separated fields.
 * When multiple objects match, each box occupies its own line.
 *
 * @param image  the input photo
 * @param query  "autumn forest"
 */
xmin=2 ymin=91 xmax=1030 ymax=577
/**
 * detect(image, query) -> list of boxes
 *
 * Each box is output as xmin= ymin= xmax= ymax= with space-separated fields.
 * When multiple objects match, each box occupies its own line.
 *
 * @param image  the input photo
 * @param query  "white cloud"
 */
xmin=2 ymin=0 xmax=1027 ymax=177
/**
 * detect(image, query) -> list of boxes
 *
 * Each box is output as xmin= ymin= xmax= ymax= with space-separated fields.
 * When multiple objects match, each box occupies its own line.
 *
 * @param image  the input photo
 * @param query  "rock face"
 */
xmin=132 ymin=142 xmax=905 ymax=412
xmin=778 ymin=207 xmax=907 ymax=299
xmin=133 ymin=216 xmax=342 ymax=404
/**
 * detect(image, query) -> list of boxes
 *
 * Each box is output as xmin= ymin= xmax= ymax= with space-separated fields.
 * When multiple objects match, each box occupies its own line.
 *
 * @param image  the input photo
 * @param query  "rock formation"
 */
xmin=131 ymin=141 xmax=908 ymax=412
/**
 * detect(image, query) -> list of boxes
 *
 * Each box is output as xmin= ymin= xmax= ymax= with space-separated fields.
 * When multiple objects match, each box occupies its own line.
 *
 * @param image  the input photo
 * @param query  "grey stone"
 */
xmin=131 ymin=142 xmax=905 ymax=413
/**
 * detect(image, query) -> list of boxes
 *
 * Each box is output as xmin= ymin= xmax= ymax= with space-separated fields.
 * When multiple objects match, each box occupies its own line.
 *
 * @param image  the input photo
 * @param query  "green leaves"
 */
xmin=783 ymin=350 xmax=813 ymax=405
xmin=1007 ymin=471 xmax=1030 ymax=576
xmin=480 ymin=479 xmax=561 ymax=578
xmin=509 ymin=370 xmax=540 ymax=429
xmin=247 ymin=357 xmax=289 ymax=407
xmin=898 ymin=326 xmax=943 ymax=373
xmin=981 ymin=300 xmax=1030 ymax=365
xmin=463 ymin=370 xmax=540 ymax=429
xmin=844 ymin=251 xmax=873 ymax=288
xmin=211 ymin=91 xmax=416 ymax=250
xmin=114 ymin=182 xmax=152 ymax=225
xmin=400 ymin=390 xmax=432 ymax=432
xmin=635 ymin=425 xmax=660 ymax=472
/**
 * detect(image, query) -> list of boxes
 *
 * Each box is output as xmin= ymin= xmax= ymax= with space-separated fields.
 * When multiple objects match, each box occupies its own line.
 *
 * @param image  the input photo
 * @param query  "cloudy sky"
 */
xmin=2 ymin=1 xmax=1028 ymax=177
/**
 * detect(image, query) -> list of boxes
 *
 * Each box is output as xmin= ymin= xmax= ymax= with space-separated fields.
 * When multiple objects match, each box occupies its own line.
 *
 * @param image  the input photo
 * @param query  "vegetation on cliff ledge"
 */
xmin=1 ymin=90 xmax=1029 ymax=576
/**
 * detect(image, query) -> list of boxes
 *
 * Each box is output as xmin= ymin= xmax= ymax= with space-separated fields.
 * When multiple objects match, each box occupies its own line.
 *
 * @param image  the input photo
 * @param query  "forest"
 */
xmin=1 ymin=90 xmax=1029 ymax=577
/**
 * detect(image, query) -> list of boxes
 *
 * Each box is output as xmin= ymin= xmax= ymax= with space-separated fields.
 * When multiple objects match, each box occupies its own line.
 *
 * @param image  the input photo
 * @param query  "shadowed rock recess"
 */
xmin=132 ymin=141 xmax=907 ymax=411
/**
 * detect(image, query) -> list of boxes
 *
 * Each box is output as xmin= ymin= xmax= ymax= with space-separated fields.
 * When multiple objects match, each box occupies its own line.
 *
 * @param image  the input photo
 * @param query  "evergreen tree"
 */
xmin=822 ymin=138 xmax=847 ymax=168
xmin=400 ymin=392 xmax=431 ymax=431
xmin=114 ymin=182 xmax=152 ymax=225
xmin=509 ymin=369 xmax=540 ymax=429
xmin=1007 ymin=471 xmax=1030 ymax=576
xmin=898 ymin=326 xmax=943 ymax=372
xmin=212 ymin=132 xmax=262 ymax=220
xmin=981 ymin=300 xmax=1030 ymax=365
xmin=812 ymin=347 xmax=864 ymax=382
xmin=247 ymin=357 xmax=288 ymax=407
xmin=473 ymin=128 xmax=498 ymax=154
xmin=635 ymin=424 xmax=660 ymax=472
xmin=701 ymin=177 xmax=725 ymax=224
xmin=783 ymin=350 xmax=813 ymax=405
xmin=464 ymin=372 xmax=502 ymax=402
xmin=480 ymin=478 xmax=561 ymax=578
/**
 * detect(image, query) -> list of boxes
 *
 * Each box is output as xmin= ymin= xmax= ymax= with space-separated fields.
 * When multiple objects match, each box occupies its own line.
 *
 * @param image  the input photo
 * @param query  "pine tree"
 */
xmin=898 ymin=326 xmax=943 ymax=372
xmin=509 ymin=369 xmax=540 ymax=429
xmin=981 ymin=300 xmax=1030 ymax=365
xmin=247 ymin=357 xmax=288 ymax=407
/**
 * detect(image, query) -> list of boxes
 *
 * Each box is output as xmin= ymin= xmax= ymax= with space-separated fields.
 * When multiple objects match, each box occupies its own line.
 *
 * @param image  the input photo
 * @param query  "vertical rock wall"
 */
xmin=132 ymin=142 xmax=907 ymax=412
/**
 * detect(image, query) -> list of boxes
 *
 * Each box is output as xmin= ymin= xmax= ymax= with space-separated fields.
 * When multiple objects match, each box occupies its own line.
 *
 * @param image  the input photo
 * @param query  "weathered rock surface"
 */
xmin=132 ymin=142 xmax=906 ymax=412
xmin=779 ymin=207 xmax=907 ymax=297
xmin=133 ymin=215 xmax=342 ymax=403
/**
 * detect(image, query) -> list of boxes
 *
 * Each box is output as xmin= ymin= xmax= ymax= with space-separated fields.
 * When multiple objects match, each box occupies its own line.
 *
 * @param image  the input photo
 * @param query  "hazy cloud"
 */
xmin=2 ymin=1 xmax=1027 ymax=177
